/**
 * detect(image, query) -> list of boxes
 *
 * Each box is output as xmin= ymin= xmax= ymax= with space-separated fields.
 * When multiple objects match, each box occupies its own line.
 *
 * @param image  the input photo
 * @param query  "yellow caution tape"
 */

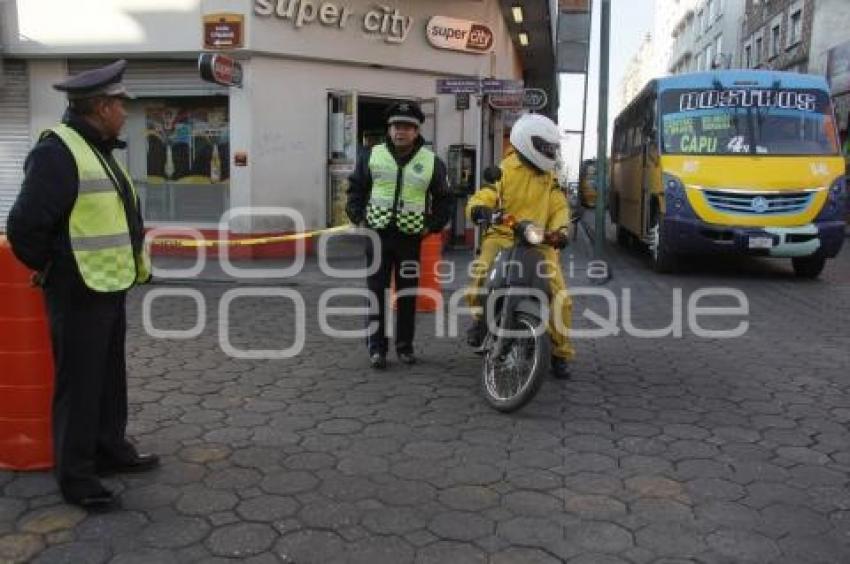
xmin=150 ymin=225 xmax=352 ymax=248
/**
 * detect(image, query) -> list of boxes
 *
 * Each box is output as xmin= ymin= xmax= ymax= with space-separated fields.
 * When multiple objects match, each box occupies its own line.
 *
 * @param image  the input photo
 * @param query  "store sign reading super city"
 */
xmin=426 ymin=16 xmax=493 ymax=54
xmin=253 ymin=0 xmax=414 ymax=44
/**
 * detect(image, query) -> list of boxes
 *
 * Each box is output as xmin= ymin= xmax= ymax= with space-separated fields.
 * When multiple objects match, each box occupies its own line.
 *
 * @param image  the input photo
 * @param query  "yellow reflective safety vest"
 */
xmin=50 ymin=124 xmax=151 ymax=292
xmin=366 ymin=144 xmax=435 ymax=234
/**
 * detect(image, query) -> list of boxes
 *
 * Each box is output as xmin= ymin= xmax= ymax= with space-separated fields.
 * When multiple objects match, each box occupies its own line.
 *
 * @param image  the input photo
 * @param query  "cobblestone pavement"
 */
xmin=1 ymin=233 xmax=849 ymax=564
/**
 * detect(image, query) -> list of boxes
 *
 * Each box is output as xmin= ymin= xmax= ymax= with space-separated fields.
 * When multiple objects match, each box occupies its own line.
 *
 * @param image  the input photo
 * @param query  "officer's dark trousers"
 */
xmin=44 ymin=272 xmax=135 ymax=499
xmin=364 ymin=228 xmax=422 ymax=355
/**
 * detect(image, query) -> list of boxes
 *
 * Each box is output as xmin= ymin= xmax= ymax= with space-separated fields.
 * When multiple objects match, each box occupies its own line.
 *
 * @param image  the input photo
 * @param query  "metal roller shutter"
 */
xmin=0 ymin=59 xmax=30 ymax=231
xmin=68 ymin=59 xmax=226 ymax=97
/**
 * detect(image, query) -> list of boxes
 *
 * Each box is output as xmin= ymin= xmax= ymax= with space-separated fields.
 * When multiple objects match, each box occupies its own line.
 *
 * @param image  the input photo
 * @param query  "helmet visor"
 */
xmin=531 ymin=136 xmax=559 ymax=160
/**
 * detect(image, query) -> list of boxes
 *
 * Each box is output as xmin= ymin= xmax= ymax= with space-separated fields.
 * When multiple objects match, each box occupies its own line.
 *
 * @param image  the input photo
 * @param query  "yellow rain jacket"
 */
xmin=465 ymin=149 xmax=575 ymax=359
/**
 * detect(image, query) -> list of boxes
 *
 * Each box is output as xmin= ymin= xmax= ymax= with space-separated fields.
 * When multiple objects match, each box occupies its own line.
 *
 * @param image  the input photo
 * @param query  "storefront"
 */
xmin=0 ymin=0 xmax=557 ymax=239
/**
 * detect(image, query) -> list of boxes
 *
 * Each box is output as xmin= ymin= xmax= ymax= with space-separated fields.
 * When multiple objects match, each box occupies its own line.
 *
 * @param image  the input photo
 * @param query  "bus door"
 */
xmin=640 ymin=96 xmax=658 ymax=239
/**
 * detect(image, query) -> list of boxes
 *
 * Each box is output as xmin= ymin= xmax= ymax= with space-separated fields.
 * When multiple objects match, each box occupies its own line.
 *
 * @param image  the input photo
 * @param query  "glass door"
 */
xmin=327 ymin=91 xmax=358 ymax=227
xmin=419 ymin=97 xmax=437 ymax=149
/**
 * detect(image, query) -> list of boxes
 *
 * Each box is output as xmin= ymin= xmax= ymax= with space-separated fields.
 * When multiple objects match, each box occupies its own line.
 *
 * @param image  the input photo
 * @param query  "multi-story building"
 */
xmin=809 ymin=0 xmax=850 ymax=129
xmin=739 ymin=0 xmax=812 ymax=73
xmin=669 ymin=0 xmax=745 ymax=74
xmin=618 ymin=33 xmax=655 ymax=113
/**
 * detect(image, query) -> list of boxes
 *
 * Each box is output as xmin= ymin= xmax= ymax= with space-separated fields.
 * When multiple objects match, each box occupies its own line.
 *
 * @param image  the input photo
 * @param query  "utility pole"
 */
xmin=594 ymin=0 xmax=610 ymax=259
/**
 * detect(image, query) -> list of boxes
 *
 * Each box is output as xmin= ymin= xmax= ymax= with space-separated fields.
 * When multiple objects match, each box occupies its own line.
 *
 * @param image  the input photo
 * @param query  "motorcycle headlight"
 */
xmin=523 ymin=225 xmax=545 ymax=245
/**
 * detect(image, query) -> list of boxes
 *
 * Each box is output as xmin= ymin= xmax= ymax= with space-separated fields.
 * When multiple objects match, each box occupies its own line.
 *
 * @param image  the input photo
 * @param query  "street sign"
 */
xmin=203 ymin=13 xmax=244 ymax=49
xmin=481 ymin=79 xmax=523 ymax=94
xmin=523 ymin=88 xmax=548 ymax=110
xmin=198 ymin=53 xmax=243 ymax=87
xmin=488 ymin=91 xmax=522 ymax=110
xmin=436 ymin=78 xmax=480 ymax=94
xmin=455 ymin=92 xmax=470 ymax=110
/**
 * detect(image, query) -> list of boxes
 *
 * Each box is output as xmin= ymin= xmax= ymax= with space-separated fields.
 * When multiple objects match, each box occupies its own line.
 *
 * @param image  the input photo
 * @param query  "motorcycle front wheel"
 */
xmin=481 ymin=312 xmax=549 ymax=413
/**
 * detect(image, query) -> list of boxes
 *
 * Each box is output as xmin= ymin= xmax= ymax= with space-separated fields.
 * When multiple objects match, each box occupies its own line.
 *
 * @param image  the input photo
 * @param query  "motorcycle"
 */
xmin=472 ymin=167 xmax=569 ymax=413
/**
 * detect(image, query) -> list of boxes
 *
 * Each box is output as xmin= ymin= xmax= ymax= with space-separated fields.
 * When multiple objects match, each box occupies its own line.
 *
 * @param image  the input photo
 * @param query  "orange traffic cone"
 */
xmin=0 ymin=236 xmax=54 ymax=470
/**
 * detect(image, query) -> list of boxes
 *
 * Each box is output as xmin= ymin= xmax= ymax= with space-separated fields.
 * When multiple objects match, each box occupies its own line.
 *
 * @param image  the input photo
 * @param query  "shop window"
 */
xmin=130 ymin=97 xmax=229 ymax=223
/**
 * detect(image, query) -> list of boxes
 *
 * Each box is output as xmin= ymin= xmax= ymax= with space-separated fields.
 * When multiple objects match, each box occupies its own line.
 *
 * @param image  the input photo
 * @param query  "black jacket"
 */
xmin=346 ymin=136 xmax=453 ymax=233
xmin=7 ymin=110 xmax=144 ymax=279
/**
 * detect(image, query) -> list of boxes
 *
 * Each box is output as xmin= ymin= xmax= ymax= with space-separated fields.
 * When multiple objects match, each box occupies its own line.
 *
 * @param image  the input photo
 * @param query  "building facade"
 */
xmin=739 ymin=0 xmax=813 ymax=72
xmin=809 ymin=0 xmax=850 ymax=129
xmin=0 ymin=0 xmax=556 ymax=238
xmin=668 ymin=0 xmax=744 ymax=75
xmin=618 ymin=33 xmax=655 ymax=115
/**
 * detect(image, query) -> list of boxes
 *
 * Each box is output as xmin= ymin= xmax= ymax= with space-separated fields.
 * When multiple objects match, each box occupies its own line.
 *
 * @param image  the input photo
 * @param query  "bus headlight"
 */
xmin=662 ymin=173 xmax=690 ymax=216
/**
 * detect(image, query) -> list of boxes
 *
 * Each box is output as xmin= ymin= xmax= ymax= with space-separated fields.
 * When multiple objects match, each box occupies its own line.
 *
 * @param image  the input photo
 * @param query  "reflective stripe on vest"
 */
xmin=366 ymin=144 xmax=435 ymax=234
xmin=50 ymin=124 xmax=151 ymax=292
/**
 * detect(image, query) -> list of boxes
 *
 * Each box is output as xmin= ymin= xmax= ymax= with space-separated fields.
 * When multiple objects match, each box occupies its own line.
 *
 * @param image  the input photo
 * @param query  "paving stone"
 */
xmin=502 ymin=491 xmax=563 ymax=516
xmin=759 ymin=504 xmax=832 ymax=537
xmin=345 ymin=535 xmax=415 ymax=564
xmin=236 ymin=495 xmax=299 ymax=522
xmin=564 ymin=522 xmax=633 ymax=553
xmin=0 ymin=533 xmax=45 ymax=564
xmin=140 ymin=516 xmax=211 ymax=548
xmin=376 ymin=479 xmax=437 ymax=506
xmin=108 ymin=549 xmax=180 ymax=564
xmin=706 ymin=529 xmax=780 ymax=563
xmin=437 ymin=486 xmax=499 ymax=512
xmin=362 ymin=506 xmax=427 ymax=535
xmin=414 ymin=541 xmax=486 ymax=564
xmin=3 ymin=474 xmax=56 ymax=498
xmin=429 ymin=511 xmax=494 ymax=541
xmin=18 ymin=505 xmax=86 ymax=534
xmin=179 ymin=444 xmax=231 ymax=464
xmin=635 ymin=523 xmax=707 ymax=557
xmin=625 ymin=476 xmax=684 ymax=498
xmin=176 ymin=486 xmax=239 ymax=515
xmin=260 ymin=471 xmax=319 ymax=495
xmin=298 ymin=498 xmax=361 ymax=529
xmin=205 ymin=523 xmax=277 ymax=557
xmin=75 ymin=511 xmax=148 ymax=545
xmin=695 ymin=501 xmax=762 ymax=531
xmin=0 ymin=498 xmax=27 ymax=523
xmin=30 ymin=541 xmax=109 ymax=564
xmin=490 ymin=547 xmax=563 ymax=564
xmin=275 ymin=529 xmax=347 ymax=564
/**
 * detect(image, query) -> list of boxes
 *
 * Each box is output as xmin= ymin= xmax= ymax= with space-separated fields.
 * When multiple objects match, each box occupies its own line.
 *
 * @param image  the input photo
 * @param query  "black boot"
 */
xmin=551 ymin=356 xmax=571 ymax=379
xmin=466 ymin=319 xmax=486 ymax=347
xmin=370 ymin=352 xmax=387 ymax=369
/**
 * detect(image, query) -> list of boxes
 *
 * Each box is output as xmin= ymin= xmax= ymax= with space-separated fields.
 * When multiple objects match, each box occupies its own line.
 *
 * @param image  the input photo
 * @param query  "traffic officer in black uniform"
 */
xmin=346 ymin=102 xmax=452 ymax=369
xmin=7 ymin=60 xmax=159 ymax=510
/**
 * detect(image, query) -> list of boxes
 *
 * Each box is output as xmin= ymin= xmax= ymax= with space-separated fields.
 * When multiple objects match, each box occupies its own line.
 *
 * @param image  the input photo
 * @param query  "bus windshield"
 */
xmin=660 ymin=87 xmax=839 ymax=156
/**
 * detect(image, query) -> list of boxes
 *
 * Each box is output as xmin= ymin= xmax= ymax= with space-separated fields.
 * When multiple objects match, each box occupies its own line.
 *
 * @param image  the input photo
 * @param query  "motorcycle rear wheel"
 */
xmin=481 ymin=313 xmax=549 ymax=413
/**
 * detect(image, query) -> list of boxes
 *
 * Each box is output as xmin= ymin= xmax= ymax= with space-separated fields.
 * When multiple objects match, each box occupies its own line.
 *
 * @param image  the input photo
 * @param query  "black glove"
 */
xmin=471 ymin=207 xmax=503 ymax=226
xmin=549 ymin=228 xmax=570 ymax=249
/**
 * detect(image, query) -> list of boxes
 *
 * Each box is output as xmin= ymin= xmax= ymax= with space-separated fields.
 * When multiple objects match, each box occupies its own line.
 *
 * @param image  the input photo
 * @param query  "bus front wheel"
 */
xmin=648 ymin=216 xmax=677 ymax=273
xmin=792 ymin=255 xmax=826 ymax=279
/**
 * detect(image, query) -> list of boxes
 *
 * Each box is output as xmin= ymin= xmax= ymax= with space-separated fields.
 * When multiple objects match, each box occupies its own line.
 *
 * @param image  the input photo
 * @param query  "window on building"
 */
xmin=697 ymin=9 xmax=704 ymax=35
xmin=770 ymin=23 xmax=781 ymax=57
xmin=708 ymin=0 xmax=716 ymax=22
xmin=755 ymin=35 xmax=763 ymax=65
xmin=788 ymin=5 xmax=803 ymax=47
xmin=696 ymin=53 xmax=703 ymax=71
xmin=716 ymin=35 xmax=723 ymax=64
xmin=706 ymin=44 xmax=714 ymax=69
xmin=717 ymin=0 xmax=724 ymax=16
xmin=744 ymin=43 xmax=752 ymax=68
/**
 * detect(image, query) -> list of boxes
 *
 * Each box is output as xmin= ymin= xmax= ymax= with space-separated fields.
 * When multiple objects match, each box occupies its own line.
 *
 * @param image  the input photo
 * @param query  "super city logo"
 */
xmin=254 ymin=0 xmax=414 ymax=44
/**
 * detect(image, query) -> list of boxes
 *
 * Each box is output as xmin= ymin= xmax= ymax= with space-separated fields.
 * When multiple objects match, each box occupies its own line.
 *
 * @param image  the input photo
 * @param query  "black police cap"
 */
xmin=53 ymin=59 xmax=133 ymax=100
xmin=385 ymin=101 xmax=424 ymax=126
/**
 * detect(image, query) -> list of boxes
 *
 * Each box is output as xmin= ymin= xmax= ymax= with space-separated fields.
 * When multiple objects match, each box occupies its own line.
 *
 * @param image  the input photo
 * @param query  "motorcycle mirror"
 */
xmin=482 ymin=166 xmax=502 ymax=184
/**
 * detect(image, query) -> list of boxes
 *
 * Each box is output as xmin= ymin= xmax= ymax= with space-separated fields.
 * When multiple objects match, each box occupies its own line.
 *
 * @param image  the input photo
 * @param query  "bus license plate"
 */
xmin=748 ymin=236 xmax=774 ymax=249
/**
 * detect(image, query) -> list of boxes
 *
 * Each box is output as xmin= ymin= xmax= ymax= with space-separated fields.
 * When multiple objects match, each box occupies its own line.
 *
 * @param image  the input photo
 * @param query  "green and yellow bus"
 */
xmin=609 ymin=70 xmax=847 ymax=277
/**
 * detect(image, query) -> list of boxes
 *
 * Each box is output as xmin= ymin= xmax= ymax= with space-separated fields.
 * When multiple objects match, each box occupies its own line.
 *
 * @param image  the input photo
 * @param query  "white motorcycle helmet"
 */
xmin=509 ymin=113 xmax=560 ymax=172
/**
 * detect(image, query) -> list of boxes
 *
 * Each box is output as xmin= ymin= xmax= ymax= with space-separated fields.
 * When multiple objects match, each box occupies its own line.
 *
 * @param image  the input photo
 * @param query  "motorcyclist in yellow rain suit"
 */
xmin=465 ymin=113 xmax=574 ymax=379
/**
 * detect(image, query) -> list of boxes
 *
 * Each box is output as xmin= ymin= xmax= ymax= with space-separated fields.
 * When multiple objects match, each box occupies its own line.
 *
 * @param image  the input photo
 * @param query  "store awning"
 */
xmin=498 ymin=0 xmax=558 ymax=118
